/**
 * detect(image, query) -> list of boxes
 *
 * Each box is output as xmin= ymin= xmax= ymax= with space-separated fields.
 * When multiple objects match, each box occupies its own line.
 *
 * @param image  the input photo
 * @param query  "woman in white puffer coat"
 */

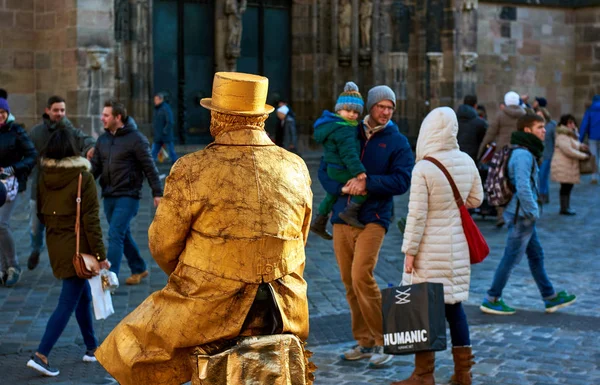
xmin=391 ymin=107 xmax=483 ymax=385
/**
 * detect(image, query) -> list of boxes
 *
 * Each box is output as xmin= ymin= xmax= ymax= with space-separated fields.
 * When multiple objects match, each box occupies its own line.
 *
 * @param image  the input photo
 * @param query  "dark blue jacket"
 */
xmin=580 ymin=95 xmax=600 ymax=141
xmin=153 ymin=102 xmax=174 ymax=142
xmin=0 ymin=121 xmax=37 ymax=193
xmin=318 ymin=120 xmax=414 ymax=231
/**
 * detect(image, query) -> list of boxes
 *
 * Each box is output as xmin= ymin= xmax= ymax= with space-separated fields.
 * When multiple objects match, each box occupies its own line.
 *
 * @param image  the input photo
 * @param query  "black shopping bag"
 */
xmin=381 ymin=282 xmax=447 ymax=355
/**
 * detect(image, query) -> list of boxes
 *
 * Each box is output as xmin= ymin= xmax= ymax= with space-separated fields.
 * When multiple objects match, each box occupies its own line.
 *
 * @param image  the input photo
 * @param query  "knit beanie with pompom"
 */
xmin=335 ymin=82 xmax=364 ymax=115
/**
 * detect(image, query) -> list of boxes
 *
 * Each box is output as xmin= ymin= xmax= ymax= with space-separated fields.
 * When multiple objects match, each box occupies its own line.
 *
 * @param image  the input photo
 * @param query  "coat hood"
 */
xmin=41 ymin=156 xmax=91 ymax=190
xmin=457 ymin=104 xmax=478 ymax=121
xmin=503 ymin=104 xmax=526 ymax=119
xmin=112 ymin=116 xmax=138 ymax=136
xmin=556 ymin=124 xmax=578 ymax=139
xmin=416 ymin=107 xmax=459 ymax=161
xmin=589 ymin=95 xmax=600 ymax=111
xmin=313 ymin=110 xmax=356 ymax=144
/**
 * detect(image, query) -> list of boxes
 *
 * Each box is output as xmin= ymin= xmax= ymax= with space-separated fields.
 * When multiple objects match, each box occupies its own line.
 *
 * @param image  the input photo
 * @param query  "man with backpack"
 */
xmin=480 ymin=115 xmax=577 ymax=315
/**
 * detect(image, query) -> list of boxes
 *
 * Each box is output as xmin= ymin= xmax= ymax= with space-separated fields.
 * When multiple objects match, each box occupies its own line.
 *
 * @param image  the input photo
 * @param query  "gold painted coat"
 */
xmin=96 ymin=126 xmax=313 ymax=385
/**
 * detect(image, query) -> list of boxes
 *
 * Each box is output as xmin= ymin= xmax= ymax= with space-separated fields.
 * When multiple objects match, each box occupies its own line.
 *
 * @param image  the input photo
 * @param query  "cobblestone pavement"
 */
xmin=1 ymin=151 xmax=599 ymax=384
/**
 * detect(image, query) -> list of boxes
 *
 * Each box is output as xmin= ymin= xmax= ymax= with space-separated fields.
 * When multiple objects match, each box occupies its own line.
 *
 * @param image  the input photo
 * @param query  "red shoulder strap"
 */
xmin=423 ymin=157 xmax=464 ymax=208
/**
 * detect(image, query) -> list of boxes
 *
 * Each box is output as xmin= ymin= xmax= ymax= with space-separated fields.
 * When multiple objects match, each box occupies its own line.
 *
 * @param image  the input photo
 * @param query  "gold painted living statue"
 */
xmin=96 ymin=72 xmax=315 ymax=385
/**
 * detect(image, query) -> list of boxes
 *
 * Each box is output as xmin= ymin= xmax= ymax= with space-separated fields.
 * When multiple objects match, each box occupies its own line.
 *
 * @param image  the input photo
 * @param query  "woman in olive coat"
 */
xmin=26 ymin=128 xmax=109 ymax=377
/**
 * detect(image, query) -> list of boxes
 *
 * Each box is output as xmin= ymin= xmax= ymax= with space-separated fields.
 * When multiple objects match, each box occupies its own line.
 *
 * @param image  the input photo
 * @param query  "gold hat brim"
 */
xmin=200 ymin=98 xmax=275 ymax=116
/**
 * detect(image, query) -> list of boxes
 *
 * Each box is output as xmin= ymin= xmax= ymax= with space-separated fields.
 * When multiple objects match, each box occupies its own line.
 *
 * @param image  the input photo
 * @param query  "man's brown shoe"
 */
xmin=126 ymin=270 xmax=149 ymax=285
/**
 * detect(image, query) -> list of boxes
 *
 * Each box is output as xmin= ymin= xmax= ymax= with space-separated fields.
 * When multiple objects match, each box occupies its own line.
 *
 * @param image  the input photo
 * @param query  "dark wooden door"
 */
xmin=237 ymin=0 xmax=291 ymax=138
xmin=153 ymin=0 xmax=215 ymax=144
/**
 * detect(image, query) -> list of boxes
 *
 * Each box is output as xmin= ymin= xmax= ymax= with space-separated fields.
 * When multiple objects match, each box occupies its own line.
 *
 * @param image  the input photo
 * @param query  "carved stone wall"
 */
xmin=476 ymin=4 xmax=577 ymax=121
xmin=573 ymin=6 xmax=600 ymax=120
xmin=113 ymin=0 xmax=152 ymax=137
xmin=0 ymin=0 xmax=115 ymax=134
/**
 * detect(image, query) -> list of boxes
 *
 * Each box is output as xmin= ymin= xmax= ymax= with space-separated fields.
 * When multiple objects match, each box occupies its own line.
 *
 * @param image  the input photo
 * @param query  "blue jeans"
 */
xmin=487 ymin=213 xmax=555 ymax=300
xmin=0 ymin=193 xmax=20 ymax=271
xmin=29 ymin=199 xmax=45 ymax=254
xmin=151 ymin=141 xmax=178 ymax=163
xmin=38 ymin=277 xmax=97 ymax=356
xmin=103 ymin=197 xmax=147 ymax=276
xmin=538 ymin=158 xmax=551 ymax=196
xmin=445 ymin=303 xmax=470 ymax=347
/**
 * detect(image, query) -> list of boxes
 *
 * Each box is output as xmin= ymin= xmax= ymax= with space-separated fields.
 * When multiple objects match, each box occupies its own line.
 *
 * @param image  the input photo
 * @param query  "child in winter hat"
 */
xmin=310 ymin=82 xmax=367 ymax=240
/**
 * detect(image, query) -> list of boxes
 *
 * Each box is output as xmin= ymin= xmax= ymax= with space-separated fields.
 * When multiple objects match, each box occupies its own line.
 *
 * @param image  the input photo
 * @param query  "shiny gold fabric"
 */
xmin=96 ymin=114 xmax=313 ymax=385
xmin=189 ymin=334 xmax=315 ymax=385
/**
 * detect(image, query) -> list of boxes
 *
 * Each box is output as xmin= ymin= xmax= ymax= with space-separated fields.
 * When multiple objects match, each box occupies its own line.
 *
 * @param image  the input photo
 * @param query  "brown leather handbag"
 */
xmin=580 ymin=154 xmax=597 ymax=175
xmin=72 ymin=174 xmax=100 ymax=279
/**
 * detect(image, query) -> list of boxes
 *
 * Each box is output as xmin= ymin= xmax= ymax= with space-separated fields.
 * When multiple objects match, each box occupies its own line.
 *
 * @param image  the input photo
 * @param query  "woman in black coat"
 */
xmin=0 ymin=98 xmax=37 ymax=287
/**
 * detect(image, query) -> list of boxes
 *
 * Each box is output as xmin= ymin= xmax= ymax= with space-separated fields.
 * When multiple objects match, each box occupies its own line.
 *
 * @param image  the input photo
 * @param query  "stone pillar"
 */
xmin=389 ymin=0 xmax=412 ymax=133
xmin=426 ymin=0 xmax=444 ymax=109
xmin=427 ymin=52 xmax=443 ymax=109
xmin=67 ymin=0 xmax=115 ymax=136
xmin=460 ymin=51 xmax=478 ymax=96
xmin=454 ymin=0 xmax=479 ymax=106
xmin=389 ymin=52 xmax=409 ymax=131
xmin=130 ymin=0 xmax=152 ymax=129
xmin=351 ymin=0 xmax=360 ymax=81
xmin=215 ymin=2 xmax=229 ymax=72
xmin=84 ymin=47 xmax=111 ymax=137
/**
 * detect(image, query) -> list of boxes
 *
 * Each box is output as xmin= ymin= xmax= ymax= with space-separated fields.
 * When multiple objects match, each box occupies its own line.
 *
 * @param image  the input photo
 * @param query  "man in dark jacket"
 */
xmin=318 ymin=85 xmax=414 ymax=368
xmin=579 ymin=94 xmax=600 ymax=184
xmin=92 ymin=100 xmax=163 ymax=285
xmin=457 ymin=94 xmax=488 ymax=162
xmin=151 ymin=93 xmax=178 ymax=163
xmin=27 ymin=95 xmax=95 ymax=271
xmin=0 ymin=97 xmax=37 ymax=286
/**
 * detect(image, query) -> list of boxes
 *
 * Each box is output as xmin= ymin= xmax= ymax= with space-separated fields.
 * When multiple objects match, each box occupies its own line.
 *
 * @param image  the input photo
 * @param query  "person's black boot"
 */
xmin=559 ymin=195 xmax=576 ymax=216
xmin=27 ymin=250 xmax=40 ymax=270
xmin=339 ymin=202 xmax=365 ymax=229
xmin=309 ymin=214 xmax=333 ymax=240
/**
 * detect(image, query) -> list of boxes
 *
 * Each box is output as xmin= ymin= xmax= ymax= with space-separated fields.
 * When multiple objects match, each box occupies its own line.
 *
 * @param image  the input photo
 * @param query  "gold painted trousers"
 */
xmin=96 ymin=263 xmax=309 ymax=385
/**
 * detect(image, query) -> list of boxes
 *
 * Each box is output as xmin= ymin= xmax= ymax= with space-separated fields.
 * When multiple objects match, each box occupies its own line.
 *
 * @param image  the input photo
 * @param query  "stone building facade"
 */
xmin=1 ymin=0 xmax=599 ymax=148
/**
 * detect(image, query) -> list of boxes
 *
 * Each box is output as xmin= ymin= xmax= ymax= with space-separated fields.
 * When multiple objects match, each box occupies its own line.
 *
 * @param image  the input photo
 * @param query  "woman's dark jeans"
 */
xmin=446 ymin=302 xmax=471 ymax=347
xmin=38 ymin=277 xmax=98 ymax=356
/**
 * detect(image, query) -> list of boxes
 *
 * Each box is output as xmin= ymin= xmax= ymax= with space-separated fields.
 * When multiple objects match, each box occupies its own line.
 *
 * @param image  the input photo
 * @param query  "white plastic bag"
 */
xmin=1 ymin=176 xmax=18 ymax=202
xmin=89 ymin=271 xmax=115 ymax=320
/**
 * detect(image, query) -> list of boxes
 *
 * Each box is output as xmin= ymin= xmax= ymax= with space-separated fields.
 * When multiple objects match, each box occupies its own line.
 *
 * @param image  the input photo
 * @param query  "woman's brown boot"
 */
xmin=450 ymin=346 xmax=475 ymax=385
xmin=390 ymin=351 xmax=435 ymax=385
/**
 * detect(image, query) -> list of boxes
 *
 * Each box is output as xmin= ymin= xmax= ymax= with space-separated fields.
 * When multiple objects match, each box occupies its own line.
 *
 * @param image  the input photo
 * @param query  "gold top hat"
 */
xmin=200 ymin=72 xmax=275 ymax=116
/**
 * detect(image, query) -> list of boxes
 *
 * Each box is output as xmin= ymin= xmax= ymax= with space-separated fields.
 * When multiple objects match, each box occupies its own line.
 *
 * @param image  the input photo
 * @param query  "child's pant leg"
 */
xmin=318 ymin=194 xmax=338 ymax=216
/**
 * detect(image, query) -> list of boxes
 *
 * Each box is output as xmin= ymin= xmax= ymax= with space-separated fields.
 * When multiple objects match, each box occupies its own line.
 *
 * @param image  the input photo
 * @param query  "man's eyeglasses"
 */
xmin=375 ymin=104 xmax=395 ymax=112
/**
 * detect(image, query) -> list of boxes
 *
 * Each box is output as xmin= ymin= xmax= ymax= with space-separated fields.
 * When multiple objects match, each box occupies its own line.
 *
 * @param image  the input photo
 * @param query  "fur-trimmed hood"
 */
xmin=40 ymin=156 xmax=92 ymax=190
xmin=41 ymin=156 xmax=91 ymax=170
xmin=556 ymin=124 xmax=578 ymax=140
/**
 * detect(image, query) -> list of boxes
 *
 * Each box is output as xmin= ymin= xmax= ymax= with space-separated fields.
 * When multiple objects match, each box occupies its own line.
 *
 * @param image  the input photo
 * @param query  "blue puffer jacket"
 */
xmin=505 ymin=148 xmax=539 ymax=220
xmin=318 ymin=120 xmax=414 ymax=231
xmin=580 ymin=95 xmax=600 ymax=141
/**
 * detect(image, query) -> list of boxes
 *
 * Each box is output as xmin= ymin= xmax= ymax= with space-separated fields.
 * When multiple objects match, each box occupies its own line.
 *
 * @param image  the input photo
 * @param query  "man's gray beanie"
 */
xmin=367 ymin=85 xmax=396 ymax=113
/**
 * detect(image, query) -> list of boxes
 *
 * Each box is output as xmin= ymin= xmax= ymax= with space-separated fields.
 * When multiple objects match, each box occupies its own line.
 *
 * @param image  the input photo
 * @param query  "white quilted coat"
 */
xmin=401 ymin=107 xmax=484 ymax=304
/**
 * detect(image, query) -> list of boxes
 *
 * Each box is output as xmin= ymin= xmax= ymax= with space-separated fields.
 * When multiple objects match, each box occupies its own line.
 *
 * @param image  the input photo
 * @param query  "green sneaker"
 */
xmin=480 ymin=298 xmax=516 ymax=315
xmin=545 ymin=291 xmax=576 ymax=313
